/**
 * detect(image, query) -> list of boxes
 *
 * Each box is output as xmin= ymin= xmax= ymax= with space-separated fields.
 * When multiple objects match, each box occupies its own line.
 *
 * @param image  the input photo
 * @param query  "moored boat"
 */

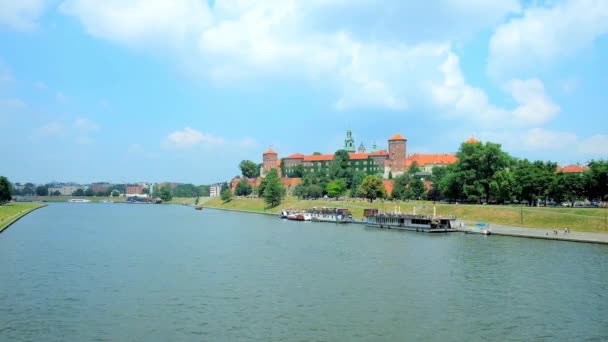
xmin=365 ymin=210 xmax=457 ymax=233
xmin=195 ymin=206 xmax=203 ymax=211
xmin=308 ymin=207 xmax=353 ymax=224
xmin=68 ymin=199 xmax=91 ymax=203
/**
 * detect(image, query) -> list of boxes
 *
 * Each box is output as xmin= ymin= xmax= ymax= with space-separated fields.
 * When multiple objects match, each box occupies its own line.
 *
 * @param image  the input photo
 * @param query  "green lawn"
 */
xmin=0 ymin=202 xmax=46 ymax=232
xmin=205 ymin=197 xmax=608 ymax=233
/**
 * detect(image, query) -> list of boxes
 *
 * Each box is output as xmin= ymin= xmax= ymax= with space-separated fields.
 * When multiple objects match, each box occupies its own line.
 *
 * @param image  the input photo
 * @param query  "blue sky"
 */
xmin=1 ymin=0 xmax=607 ymax=185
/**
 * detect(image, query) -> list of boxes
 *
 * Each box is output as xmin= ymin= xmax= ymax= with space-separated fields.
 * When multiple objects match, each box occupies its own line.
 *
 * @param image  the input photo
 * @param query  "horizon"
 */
xmin=2 ymin=1 xmax=607 ymax=184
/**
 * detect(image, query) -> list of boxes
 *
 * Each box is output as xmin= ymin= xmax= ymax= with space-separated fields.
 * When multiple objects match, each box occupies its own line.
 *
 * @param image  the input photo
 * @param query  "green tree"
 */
xmin=326 ymin=179 xmax=346 ymax=198
xmin=197 ymin=185 xmax=210 ymax=197
xmin=220 ymin=187 xmax=232 ymax=202
xmin=22 ymin=183 xmax=35 ymax=196
xmin=172 ymin=184 xmax=200 ymax=197
xmin=410 ymin=177 xmax=426 ymax=199
xmin=358 ymin=175 xmax=386 ymax=202
xmin=36 ymin=185 xmax=49 ymax=196
xmin=513 ymin=159 xmax=557 ymax=206
xmin=408 ymin=160 xmax=421 ymax=175
xmin=489 ymin=169 xmax=515 ymax=204
xmin=72 ymin=189 xmax=85 ymax=196
xmin=551 ymin=172 xmax=585 ymax=206
xmin=391 ymin=173 xmax=410 ymax=200
xmin=159 ymin=186 xmax=173 ymax=202
xmin=585 ymin=160 xmax=608 ymax=201
xmin=329 ymin=149 xmax=352 ymax=180
xmin=0 ymin=176 xmax=12 ymax=204
xmin=239 ymin=160 xmax=260 ymax=178
xmin=84 ymin=187 xmax=95 ymax=197
xmin=235 ymin=178 xmax=253 ymax=196
xmin=388 ymin=171 xmax=393 ymax=180
xmin=52 ymin=190 xmax=62 ymax=196
xmin=142 ymin=187 xmax=150 ymax=195
xmin=262 ymin=169 xmax=285 ymax=207
xmin=110 ymin=189 xmax=120 ymax=197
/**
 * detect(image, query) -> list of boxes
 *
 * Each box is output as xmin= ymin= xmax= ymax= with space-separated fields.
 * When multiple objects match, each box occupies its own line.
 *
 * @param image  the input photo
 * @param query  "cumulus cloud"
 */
xmin=59 ymin=0 xmax=520 ymax=115
xmin=164 ymin=127 xmax=224 ymax=149
xmin=488 ymin=0 xmax=608 ymax=78
xmin=0 ymin=0 xmax=49 ymax=31
xmin=60 ymin=0 xmax=213 ymax=48
xmin=431 ymin=53 xmax=560 ymax=126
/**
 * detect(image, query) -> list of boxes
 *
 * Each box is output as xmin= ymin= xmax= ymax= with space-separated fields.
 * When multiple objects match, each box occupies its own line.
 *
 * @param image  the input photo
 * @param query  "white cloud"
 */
xmin=60 ymin=0 xmax=518 ymax=113
xmin=164 ymin=127 xmax=224 ymax=149
xmin=60 ymin=0 xmax=213 ymax=49
xmin=506 ymin=79 xmax=560 ymax=125
xmin=0 ymin=0 xmax=49 ymax=31
xmin=73 ymin=117 xmax=98 ymax=131
xmin=488 ymin=0 xmax=608 ymax=78
xmin=431 ymin=53 xmax=559 ymax=126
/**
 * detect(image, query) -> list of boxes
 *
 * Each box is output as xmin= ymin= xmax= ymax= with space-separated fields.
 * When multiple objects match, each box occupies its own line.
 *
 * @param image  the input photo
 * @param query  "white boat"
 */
xmin=68 ymin=199 xmax=91 ymax=203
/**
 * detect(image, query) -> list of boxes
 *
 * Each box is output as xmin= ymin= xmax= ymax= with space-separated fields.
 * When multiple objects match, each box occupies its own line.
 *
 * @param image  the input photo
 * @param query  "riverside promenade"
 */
xmin=459 ymin=222 xmax=608 ymax=244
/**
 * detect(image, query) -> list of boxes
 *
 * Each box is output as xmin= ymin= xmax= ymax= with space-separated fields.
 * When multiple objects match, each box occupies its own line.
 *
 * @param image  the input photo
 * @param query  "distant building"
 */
xmin=209 ymin=184 xmax=222 ymax=198
xmin=89 ymin=182 xmax=110 ymax=193
xmin=126 ymin=183 xmax=146 ymax=195
xmin=48 ymin=184 xmax=84 ymax=196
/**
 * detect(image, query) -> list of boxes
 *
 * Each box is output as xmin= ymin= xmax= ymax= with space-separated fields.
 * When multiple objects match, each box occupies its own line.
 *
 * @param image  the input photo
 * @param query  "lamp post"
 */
xmin=520 ymin=206 xmax=523 ymax=225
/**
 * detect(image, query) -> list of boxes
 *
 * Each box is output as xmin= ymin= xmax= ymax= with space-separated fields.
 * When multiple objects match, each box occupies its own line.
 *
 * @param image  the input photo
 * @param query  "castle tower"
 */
xmin=262 ymin=147 xmax=280 ymax=177
xmin=344 ymin=130 xmax=356 ymax=152
xmin=388 ymin=133 xmax=407 ymax=173
xmin=358 ymin=142 xmax=366 ymax=153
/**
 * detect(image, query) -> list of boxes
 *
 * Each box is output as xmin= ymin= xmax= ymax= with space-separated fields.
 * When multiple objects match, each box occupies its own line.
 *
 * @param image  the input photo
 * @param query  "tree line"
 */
xmin=430 ymin=141 xmax=608 ymax=206
xmin=235 ymin=141 xmax=608 ymax=206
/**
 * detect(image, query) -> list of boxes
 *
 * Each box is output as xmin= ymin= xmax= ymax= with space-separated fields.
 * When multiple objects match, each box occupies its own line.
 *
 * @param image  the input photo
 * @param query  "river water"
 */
xmin=1 ymin=203 xmax=607 ymax=341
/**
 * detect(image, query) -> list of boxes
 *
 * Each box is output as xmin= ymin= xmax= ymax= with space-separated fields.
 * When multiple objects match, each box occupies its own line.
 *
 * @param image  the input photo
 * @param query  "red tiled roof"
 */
xmin=465 ymin=137 xmax=480 ymax=144
xmin=264 ymin=148 xmax=278 ymax=154
xmin=285 ymin=153 xmax=305 ymax=159
xmin=557 ymin=165 xmax=588 ymax=173
xmin=383 ymin=180 xmax=394 ymax=195
xmin=303 ymin=154 xmax=334 ymax=161
xmin=388 ymin=133 xmax=406 ymax=141
xmin=348 ymin=153 xmax=370 ymax=160
xmin=406 ymin=153 xmax=458 ymax=167
xmin=369 ymin=150 xmax=389 ymax=156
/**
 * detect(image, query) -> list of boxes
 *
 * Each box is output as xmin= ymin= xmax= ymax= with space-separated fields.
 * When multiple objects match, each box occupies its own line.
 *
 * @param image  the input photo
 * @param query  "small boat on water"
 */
xmin=68 ymin=199 xmax=91 ymax=203
xmin=286 ymin=212 xmax=311 ymax=221
xmin=195 ymin=206 xmax=203 ymax=211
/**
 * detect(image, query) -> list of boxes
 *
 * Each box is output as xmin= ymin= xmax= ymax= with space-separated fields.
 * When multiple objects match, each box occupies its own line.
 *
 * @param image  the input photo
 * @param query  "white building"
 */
xmin=210 ymin=184 xmax=222 ymax=198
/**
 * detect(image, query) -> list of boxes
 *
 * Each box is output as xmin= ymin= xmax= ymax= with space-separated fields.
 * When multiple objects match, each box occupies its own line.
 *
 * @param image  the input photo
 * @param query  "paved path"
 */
xmin=458 ymin=221 xmax=608 ymax=245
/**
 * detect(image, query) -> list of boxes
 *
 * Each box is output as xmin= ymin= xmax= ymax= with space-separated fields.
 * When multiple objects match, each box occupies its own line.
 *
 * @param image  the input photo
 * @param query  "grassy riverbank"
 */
xmin=205 ymin=197 xmax=608 ymax=233
xmin=0 ymin=202 xmax=47 ymax=233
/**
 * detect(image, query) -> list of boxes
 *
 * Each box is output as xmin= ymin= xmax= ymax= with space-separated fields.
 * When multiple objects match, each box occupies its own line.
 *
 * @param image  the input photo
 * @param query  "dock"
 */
xmin=458 ymin=222 xmax=608 ymax=245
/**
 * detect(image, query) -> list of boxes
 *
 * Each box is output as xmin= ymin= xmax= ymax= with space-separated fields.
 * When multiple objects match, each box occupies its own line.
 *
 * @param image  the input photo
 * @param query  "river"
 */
xmin=1 ymin=203 xmax=607 ymax=341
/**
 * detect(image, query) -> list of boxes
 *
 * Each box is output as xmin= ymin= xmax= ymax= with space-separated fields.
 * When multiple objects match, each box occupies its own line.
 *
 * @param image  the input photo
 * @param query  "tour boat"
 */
xmin=365 ymin=210 xmax=457 ymax=233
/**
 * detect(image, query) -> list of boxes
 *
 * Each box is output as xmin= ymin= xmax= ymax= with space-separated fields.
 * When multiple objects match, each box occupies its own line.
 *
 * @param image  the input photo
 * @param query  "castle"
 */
xmin=261 ymin=131 xmax=458 ymax=179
